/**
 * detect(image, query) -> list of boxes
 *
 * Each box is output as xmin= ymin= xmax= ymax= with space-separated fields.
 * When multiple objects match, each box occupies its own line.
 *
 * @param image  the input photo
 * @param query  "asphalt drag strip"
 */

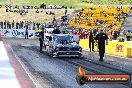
xmin=10 ymin=45 xmax=131 ymax=88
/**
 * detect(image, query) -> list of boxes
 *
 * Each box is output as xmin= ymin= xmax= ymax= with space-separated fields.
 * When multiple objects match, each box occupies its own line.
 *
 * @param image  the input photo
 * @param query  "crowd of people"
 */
xmin=67 ymin=6 xmax=132 ymax=41
xmin=67 ymin=25 xmax=132 ymax=42
xmin=3 ymin=3 xmax=71 ymax=16
xmin=0 ymin=20 xmax=43 ymax=30
xmin=68 ymin=6 xmax=130 ymax=32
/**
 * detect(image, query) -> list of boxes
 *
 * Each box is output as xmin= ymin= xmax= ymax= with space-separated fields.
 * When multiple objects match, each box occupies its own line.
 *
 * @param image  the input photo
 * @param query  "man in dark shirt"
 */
xmin=12 ymin=20 xmax=15 ymax=29
xmin=52 ymin=16 xmax=57 ymax=26
xmin=25 ymin=29 xmax=28 ymax=39
xmin=0 ymin=22 xmax=3 ymax=29
xmin=65 ymin=7 xmax=67 ymax=16
xmin=7 ymin=21 xmax=9 ymax=29
xmin=39 ymin=28 xmax=44 ymax=53
xmin=52 ymin=26 xmax=61 ymax=34
xmin=25 ymin=22 xmax=29 ymax=39
xmin=36 ymin=23 xmax=40 ymax=30
xmin=40 ymin=3 xmax=46 ymax=9
xmin=16 ymin=22 xmax=20 ymax=29
xmin=113 ymin=31 xmax=118 ymax=40
xmin=4 ymin=20 xmax=7 ymax=29
xmin=89 ymin=31 xmax=95 ymax=52
xmin=93 ymin=29 xmax=97 ymax=36
xmin=95 ymin=30 xmax=109 ymax=61
xmin=9 ymin=22 xmax=11 ymax=29
xmin=20 ymin=21 xmax=24 ymax=29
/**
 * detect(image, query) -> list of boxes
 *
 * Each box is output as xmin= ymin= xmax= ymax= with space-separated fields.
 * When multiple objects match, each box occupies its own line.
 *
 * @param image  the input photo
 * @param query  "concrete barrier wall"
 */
xmin=79 ymin=39 xmax=132 ymax=58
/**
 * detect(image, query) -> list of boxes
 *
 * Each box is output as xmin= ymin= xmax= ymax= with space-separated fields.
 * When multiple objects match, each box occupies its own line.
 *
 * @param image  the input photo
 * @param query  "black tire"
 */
xmin=45 ymin=47 xmax=48 ymax=55
xmin=50 ymin=50 xmax=54 ymax=57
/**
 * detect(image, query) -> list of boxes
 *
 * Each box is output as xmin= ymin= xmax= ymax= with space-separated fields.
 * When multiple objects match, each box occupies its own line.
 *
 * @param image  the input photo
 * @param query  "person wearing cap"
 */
xmin=95 ymin=29 xmax=109 ymax=62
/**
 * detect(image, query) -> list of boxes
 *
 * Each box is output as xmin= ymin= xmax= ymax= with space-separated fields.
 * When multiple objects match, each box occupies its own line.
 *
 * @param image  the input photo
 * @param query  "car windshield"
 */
xmin=55 ymin=35 xmax=73 ymax=44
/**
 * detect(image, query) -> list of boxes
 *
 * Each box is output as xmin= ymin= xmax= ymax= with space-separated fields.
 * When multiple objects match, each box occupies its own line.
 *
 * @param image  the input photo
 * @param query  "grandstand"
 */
xmin=68 ymin=6 xmax=131 ymax=32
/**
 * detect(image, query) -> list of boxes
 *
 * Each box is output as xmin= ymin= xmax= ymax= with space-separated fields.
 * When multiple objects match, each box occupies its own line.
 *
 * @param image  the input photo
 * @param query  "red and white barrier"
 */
xmin=0 ymin=39 xmax=20 ymax=88
xmin=0 ymin=36 xmax=35 ymax=88
xmin=0 ymin=34 xmax=2 ymax=41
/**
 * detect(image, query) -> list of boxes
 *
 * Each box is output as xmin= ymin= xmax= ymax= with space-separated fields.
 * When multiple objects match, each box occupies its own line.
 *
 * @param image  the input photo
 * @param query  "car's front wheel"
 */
xmin=50 ymin=50 xmax=55 ymax=57
xmin=51 ymin=51 xmax=58 ymax=58
xmin=50 ymin=52 xmax=53 ymax=57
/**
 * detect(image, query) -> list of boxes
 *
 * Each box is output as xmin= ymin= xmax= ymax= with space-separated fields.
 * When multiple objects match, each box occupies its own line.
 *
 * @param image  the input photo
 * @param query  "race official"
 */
xmin=95 ymin=30 xmax=109 ymax=61
xmin=39 ymin=28 xmax=44 ymax=53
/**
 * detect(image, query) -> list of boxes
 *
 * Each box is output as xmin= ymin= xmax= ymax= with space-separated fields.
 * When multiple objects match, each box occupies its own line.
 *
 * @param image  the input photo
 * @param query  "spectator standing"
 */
xmin=117 ymin=29 xmax=120 ymax=37
xmin=9 ymin=22 xmax=11 ymax=29
xmin=85 ymin=30 xmax=89 ymax=38
xmin=16 ymin=22 xmax=20 ymax=29
xmin=65 ymin=7 xmax=67 ymax=16
xmin=32 ymin=22 xmax=36 ymax=30
xmin=0 ymin=21 xmax=3 ymax=29
xmin=108 ymin=30 xmax=113 ymax=41
xmin=25 ymin=22 xmax=29 ymax=30
xmin=25 ymin=28 xmax=28 ymax=39
xmin=40 ymin=3 xmax=46 ymax=9
xmin=126 ymin=30 xmax=131 ymax=41
xmin=93 ymin=29 xmax=97 ymax=36
xmin=39 ymin=28 xmax=44 ymax=53
xmin=20 ymin=21 xmax=24 ymax=29
xmin=4 ymin=20 xmax=7 ymax=29
xmin=12 ymin=20 xmax=15 ymax=29
xmin=122 ymin=29 xmax=127 ymax=40
xmin=36 ymin=23 xmax=40 ymax=30
xmin=89 ymin=31 xmax=95 ymax=52
xmin=113 ymin=31 xmax=118 ymax=40
xmin=52 ymin=16 xmax=57 ymax=26
xmin=7 ymin=21 xmax=9 ymax=29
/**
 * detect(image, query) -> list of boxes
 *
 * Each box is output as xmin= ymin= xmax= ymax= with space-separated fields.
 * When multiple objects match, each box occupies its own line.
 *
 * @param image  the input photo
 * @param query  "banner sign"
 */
xmin=0 ymin=29 xmax=35 ymax=38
